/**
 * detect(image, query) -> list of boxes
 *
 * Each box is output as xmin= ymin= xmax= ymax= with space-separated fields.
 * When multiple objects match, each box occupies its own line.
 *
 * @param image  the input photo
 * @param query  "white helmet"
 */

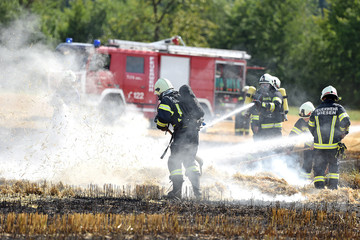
xmin=299 ymin=101 xmax=315 ymax=118
xmin=242 ymin=85 xmax=249 ymax=92
xmin=63 ymin=70 xmax=77 ymax=84
xmin=259 ymin=73 xmax=273 ymax=84
xmin=154 ymin=78 xmax=174 ymax=96
xmin=272 ymin=76 xmax=281 ymax=89
xmin=259 ymin=73 xmax=276 ymax=89
xmin=320 ymin=85 xmax=338 ymax=101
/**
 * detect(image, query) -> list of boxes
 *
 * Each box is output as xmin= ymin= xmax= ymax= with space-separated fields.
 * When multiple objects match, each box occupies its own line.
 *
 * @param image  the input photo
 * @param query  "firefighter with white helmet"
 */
xmin=55 ymin=70 xmax=80 ymax=105
xmin=289 ymin=101 xmax=315 ymax=181
xmin=51 ymin=70 xmax=80 ymax=122
xmin=249 ymin=73 xmax=284 ymax=141
xmin=154 ymin=77 xmax=202 ymax=199
xmin=234 ymin=85 xmax=251 ymax=136
xmin=308 ymin=86 xmax=350 ymax=189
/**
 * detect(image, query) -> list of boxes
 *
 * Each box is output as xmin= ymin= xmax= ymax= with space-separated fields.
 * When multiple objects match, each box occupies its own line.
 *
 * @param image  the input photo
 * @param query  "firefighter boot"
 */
xmin=328 ymin=179 xmax=338 ymax=190
xmin=188 ymin=173 xmax=202 ymax=200
xmin=164 ymin=175 xmax=183 ymax=200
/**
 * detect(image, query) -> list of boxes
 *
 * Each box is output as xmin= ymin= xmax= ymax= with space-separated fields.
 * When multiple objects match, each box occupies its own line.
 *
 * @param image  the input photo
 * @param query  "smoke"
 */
xmin=0 ymin=15 xmax=171 ymax=188
xmin=0 ymin=15 xmax=62 ymax=91
xmin=0 ymin=105 xmax=170 ymax=187
xmin=198 ymin=133 xmax=311 ymax=202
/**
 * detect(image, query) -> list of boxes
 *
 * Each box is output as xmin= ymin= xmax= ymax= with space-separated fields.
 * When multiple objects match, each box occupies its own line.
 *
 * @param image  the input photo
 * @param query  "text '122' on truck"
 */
xmin=53 ymin=36 xmax=255 ymax=124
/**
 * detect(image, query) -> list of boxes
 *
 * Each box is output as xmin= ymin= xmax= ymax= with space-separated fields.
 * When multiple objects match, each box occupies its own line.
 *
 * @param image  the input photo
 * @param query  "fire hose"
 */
xmin=238 ymin=148 xmax=311 ymax=165
xmin=160 ymin=129 xmax=203 ymax=175
xmin=239 ymin=143 xmax=349 ymax=166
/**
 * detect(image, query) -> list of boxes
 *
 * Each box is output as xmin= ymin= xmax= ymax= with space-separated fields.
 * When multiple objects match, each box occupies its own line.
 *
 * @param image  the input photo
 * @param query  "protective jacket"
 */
xmin=250 ymin=88 xmax=283 ymax=133
xmin=155 ymin=89 xmax=184 ymax=131
xmin=308 ymin=100 xmax=350 ymax=150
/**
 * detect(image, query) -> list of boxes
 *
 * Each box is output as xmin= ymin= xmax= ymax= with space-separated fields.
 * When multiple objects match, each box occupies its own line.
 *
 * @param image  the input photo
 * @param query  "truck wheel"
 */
xmin=99 ymin=95 xmax=125 ymax=124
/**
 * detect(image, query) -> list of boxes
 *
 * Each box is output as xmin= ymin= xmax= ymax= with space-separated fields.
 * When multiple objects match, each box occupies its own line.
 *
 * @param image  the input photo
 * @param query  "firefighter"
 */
xmin=154 ymin=78 xmax=202 ymax=200
xmin=51 ymin=70 xmax=80 ymax=124
xmin=235 ymin=86 xmax=250 ymax=136
xmin=289 ymin=101 xmax=315 ymax=181
xmin=308 ymin=86 xmax=350 ymax=189
xmin=249 ymin=74 xmax=284 ymax=141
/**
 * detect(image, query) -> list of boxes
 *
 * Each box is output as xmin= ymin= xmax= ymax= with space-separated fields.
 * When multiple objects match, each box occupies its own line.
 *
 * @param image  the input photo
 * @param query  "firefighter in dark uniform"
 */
xmin=235 ymin=86 xmax=250 ymax=136
xmin=289 ymin=101 xmax=315 ymax=181
xmin=308 ymin=86 xmax=350 ymax=189
xmin=154 ymin=78 xmax=202 ymax=199
xmin=250 ymin=74 xmax=284 ymax=141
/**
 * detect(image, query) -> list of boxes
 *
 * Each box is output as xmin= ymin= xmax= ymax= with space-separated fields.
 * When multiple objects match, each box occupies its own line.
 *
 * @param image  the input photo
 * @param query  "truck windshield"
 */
xmin=88 ymin=53 xmax=111 ymax=72
xmin=55 ymin=43 xmax=93 ymax=71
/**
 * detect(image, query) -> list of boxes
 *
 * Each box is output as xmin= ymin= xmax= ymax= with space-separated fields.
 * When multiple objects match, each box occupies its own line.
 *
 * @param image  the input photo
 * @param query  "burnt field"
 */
xmin=1 ymin=92 xmax=360 ymax=238
xmin=0 ymin=191 xmax=359 ymax=239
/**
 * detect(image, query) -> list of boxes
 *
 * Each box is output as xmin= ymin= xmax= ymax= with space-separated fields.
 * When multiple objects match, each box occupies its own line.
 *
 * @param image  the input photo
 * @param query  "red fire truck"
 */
xmin=54 ymin=36 xmax=251 ymax=122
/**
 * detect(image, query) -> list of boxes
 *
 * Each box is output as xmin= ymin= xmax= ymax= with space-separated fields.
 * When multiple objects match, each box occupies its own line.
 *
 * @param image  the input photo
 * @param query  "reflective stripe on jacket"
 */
xmin=250 ymin=88 xmax=284 ymax=130
xmin=308 ymin=100 xmax=350 ymax=150
xmin=155 ymin=90 xmax=183 ymax=130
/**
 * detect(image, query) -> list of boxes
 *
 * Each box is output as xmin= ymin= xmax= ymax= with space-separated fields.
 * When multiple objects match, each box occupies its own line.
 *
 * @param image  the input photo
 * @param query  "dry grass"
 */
xmin=0 ymin=208 xmax=358 ymax=238
xmin=0 ymin=178 xmax=359 ymax=238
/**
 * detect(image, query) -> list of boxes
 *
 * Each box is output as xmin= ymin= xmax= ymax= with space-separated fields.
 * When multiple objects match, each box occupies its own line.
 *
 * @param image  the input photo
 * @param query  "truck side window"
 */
xmin=89 ymin=53 xmax=111 ymax=71
xmin=126 ymin=56 xmax=144 ymax=73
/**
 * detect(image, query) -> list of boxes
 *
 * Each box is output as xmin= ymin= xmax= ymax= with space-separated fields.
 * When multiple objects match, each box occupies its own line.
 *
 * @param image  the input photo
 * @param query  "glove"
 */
xmin=253 ymin=93 xmax=262 ymax=106
xmin=261 ymin=102 xmax=270 ymax=110
xmin=335 ymin=142 xmax=347 ymax=159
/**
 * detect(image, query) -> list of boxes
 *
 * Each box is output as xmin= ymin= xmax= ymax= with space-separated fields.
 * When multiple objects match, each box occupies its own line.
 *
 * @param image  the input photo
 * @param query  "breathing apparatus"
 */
xmin=278 ymin=88 xmax=289 ymax=121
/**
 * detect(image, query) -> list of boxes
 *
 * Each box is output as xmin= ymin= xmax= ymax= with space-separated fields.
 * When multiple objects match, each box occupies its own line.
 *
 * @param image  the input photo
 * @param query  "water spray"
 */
xmin=201 ymin=103 xmax=254 ymax=131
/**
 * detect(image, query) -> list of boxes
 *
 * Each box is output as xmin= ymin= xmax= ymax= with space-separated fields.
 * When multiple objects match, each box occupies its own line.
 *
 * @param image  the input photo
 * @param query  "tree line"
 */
xmin=1 ymin=0 xmax=359 ymax=108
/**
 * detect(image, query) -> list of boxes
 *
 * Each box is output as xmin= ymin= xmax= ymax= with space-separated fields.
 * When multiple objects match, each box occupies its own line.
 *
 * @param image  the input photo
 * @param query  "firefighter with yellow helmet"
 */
xmin=249 ymin=74 xmax=284 ymax=141
xmin=154 ymin=78 xmax=202 ymax=199
xmin=308 ymin=86 xmax=350 ymax=189
xmin=289 ymin=101 xmax=315 ymax=181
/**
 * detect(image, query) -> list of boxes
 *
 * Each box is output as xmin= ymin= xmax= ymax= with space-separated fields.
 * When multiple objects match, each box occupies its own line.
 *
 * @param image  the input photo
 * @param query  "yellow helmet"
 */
xmin=154 ymin=78 xmax=173 ymax=96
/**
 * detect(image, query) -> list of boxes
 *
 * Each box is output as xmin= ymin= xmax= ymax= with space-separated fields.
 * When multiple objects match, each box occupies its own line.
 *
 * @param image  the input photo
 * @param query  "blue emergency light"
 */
xmin=94 ymin=39 xmax=101 ymax=47
xmin=66 ymin=38 xmax=73 ymax=43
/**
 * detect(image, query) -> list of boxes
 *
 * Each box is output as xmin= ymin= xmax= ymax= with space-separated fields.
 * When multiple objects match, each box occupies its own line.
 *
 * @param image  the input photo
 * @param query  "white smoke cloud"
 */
xmin=0 ymin=15 xmax=171 ymax=188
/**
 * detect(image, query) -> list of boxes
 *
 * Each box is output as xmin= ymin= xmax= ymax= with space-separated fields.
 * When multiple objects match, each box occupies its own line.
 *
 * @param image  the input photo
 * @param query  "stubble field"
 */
xmin=0 ymin=92 xmax=360 ymax=239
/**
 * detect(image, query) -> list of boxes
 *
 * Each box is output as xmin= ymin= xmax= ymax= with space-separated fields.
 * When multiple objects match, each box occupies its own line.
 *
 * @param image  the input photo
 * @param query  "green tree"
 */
xmin=226 ymin=0 xmax=323 ymax=105
xmin=104 ymin=0 xmax=222 ymax=46
xmin=0 ymin=1 xmax=24 ymax=26
xmin=30 ymin=0 xmax=68 ymax=46
xmin=315 ymin=0 xmax=360 ymax=108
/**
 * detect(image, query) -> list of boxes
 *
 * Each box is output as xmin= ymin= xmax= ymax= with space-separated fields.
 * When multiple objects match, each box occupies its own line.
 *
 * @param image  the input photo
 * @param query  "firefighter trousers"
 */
xmin=313 ymin=149 xmax=339 ymax=189
xmin=235 ymin=114 xmax=250 ymax=136
xmin=168 ymin=127 xmax=201 ymax=188
xmin=302 ymin=149 xmax=314 ymax=174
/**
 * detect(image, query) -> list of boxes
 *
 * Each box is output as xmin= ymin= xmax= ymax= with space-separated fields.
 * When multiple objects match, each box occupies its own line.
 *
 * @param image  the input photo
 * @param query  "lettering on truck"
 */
xmin=128 ymin=91 xmax=145 ymax=100
xmin=149 ymin=56 xmax=155 ymax=92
